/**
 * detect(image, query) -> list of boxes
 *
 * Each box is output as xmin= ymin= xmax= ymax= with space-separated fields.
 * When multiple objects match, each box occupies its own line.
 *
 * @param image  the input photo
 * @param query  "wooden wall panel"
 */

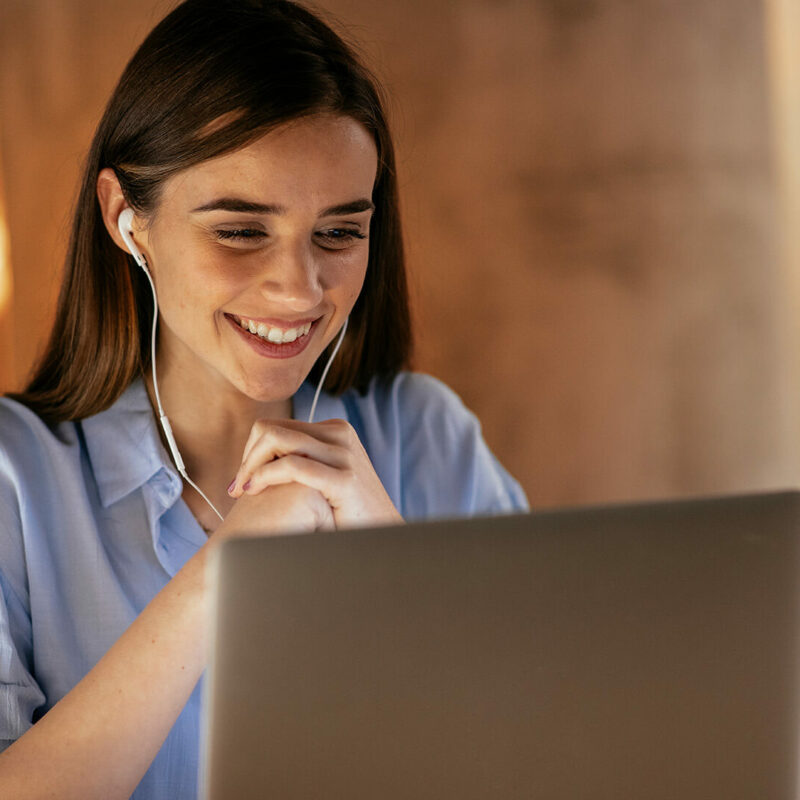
xmin=1 ymin=0 xmax=798 ymax=506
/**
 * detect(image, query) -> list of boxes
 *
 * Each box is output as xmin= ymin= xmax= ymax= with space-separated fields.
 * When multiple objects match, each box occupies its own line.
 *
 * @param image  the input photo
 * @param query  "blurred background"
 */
xmin=0 ymin=0 xmax=799 ymax=508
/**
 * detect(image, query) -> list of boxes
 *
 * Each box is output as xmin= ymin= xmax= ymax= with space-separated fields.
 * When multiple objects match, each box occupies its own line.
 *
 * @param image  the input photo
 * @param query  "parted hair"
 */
xmin=10 ymin=0 xmax=412 ymax=424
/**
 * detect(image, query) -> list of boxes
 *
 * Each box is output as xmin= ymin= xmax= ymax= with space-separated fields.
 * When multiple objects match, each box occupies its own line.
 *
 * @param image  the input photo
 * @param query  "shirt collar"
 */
xmin=80 ymin=378 xmax=178 ymax=508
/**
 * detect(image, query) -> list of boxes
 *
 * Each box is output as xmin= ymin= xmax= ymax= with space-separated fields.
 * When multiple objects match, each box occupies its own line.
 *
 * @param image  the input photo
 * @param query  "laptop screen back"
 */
xmin=203 ymin=491 xmax=800 ymax=800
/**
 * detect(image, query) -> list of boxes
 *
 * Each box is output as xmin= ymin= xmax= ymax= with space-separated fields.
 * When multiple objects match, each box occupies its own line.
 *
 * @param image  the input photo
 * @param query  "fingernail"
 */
xmin=227 ymin=480 xmax=237 ymax=495
xmin=242 ymin=480 xmax=251 ymax=492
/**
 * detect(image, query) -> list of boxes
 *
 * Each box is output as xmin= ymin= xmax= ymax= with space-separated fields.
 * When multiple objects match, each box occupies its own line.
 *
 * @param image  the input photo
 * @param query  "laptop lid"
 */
xmin=202 ymin=490 xmax=800 ymax=800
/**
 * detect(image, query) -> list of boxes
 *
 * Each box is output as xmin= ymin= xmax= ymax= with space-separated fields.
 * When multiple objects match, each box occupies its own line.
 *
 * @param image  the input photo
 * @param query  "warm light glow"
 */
xmin=0 ymin=152 xmax=14 ymax=390
xmin=0 ymin=135 xmax=10 ymax=316
xmin=765 ymin=0 xmax=800 ymax=482
xmin=0 ymin=117 xmax=14 ymax=390
xmin=765 ymin=0 xmax=800 ymax=224
xmin=0 ymin=200 xmax=12 ymax=316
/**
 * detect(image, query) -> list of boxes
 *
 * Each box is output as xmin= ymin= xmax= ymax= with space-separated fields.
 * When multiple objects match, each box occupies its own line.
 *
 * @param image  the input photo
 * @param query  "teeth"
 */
xmin=236 ymin=316 xmax=313 ymax=344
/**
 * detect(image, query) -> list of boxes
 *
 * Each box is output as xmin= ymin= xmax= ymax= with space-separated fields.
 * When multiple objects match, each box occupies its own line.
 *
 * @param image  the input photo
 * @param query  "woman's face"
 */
xmin=137 ymin=113 xmax=377 ymax=404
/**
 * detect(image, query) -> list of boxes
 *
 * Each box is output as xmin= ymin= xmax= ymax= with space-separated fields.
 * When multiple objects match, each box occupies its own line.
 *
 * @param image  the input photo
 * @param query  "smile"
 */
xmin=231 ymin=315 xmax=313 ymax=345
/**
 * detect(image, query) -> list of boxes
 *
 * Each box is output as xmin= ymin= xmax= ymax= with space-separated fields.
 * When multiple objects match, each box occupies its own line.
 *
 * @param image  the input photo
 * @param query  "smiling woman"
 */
xmin=0 ymin=0 xmax=526 ymax=798
xmin=99 ymin=114 xmax=378 ymax=414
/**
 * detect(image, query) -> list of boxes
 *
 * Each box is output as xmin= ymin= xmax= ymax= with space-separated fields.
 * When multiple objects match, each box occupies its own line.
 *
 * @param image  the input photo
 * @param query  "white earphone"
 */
xmin=116 ymin=207 xmax=348 ymax=525
xmin=117 ymin=208 xmax=147 ymax=270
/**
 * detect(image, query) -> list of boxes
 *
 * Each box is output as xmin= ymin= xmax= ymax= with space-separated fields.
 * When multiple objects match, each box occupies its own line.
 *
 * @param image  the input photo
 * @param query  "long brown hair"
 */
xmin=10 ymin=0 xmax=412 ymax=424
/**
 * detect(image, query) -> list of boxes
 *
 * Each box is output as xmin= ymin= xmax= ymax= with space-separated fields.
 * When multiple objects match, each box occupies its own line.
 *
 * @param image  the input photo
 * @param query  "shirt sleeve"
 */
xmin=387 ymin=373 xmax=529 ymax=520
xmin=0 ymin=438 xmax=46 ymax=751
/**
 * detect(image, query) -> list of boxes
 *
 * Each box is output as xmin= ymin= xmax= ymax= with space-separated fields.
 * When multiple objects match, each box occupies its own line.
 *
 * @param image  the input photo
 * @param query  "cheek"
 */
xmin=322 ymin=250 xmax=369 ymax=301
xmin=156 ymin=251 xmax=243 ymax=318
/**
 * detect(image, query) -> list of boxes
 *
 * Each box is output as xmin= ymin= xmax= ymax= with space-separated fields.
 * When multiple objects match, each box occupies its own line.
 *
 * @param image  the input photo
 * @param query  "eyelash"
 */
xmin=216 ymin=228 xmax=264 ymax=240
xmin=215 ymin=228 xmax=367 ymax=247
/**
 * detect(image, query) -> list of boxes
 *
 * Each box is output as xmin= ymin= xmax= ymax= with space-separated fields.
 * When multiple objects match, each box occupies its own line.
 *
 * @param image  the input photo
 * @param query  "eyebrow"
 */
xmin=190 ymin=197 xmax=375 ymax=216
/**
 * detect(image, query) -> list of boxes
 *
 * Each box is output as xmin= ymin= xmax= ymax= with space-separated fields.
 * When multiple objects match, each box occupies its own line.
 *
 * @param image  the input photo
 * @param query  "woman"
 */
xmin=0 ymin=0 xmax=527 ymax=796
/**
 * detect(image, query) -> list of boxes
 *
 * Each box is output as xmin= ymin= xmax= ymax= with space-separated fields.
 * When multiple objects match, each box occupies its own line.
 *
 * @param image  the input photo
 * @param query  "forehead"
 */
xmin=162 ymin=114 xmax=379 ymax=209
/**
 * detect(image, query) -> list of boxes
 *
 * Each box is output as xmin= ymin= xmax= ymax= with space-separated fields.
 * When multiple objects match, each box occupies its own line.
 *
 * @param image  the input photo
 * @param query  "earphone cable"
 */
xmin=308 ymin=317 xmax=348 ymax=424
xmin=138 ymin=250 xmax=347 ymax=523
xmin=140 ymin=259 xmax=225 ymax=521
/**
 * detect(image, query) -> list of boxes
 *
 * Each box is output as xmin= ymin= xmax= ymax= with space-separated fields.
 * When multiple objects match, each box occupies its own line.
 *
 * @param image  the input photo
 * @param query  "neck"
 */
xmin=144 ymin=351 xmax=294 ymax=530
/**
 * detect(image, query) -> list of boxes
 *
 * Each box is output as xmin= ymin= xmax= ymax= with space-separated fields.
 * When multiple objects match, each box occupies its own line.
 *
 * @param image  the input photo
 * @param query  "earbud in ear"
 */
xmin=117 ymin=208 xmax=148 ymax=271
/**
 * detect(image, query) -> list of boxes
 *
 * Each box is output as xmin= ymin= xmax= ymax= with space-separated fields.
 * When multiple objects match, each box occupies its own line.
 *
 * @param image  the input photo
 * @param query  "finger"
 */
xmin=240 ymin=418 xmax=350 ymax=464
xmin=242 ymin=454 xmax=348 ymax=509
xmin=242 ymin=419 xmax=348 ymax=463
xmin=233 ymin=427 xmax=347 ymax=496
xmin=239 ymin=418 xmax=312 ymax=464
xmin=242 ymin=426 xmax=346 ymax=476
xmin=240 ymin=418 xmax=360 ymax=468
xmin=240 ymin=423 xmax=264 ymax=465
xmin=265 ymin=418 xmax=368 ymax=463
xmin=287 ymin=418 xmax=361 ymax=448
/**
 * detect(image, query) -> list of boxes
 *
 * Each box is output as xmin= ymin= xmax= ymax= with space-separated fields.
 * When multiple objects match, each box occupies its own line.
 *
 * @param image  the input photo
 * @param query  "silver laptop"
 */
xmin=202 ymin=491 xmax=800 ymax=799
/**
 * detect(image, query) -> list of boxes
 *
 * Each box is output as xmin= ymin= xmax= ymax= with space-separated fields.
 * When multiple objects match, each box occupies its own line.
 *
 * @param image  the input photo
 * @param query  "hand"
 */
xmin=213 ymin=482 xmax=335 ymax=541
xmin=228 ymin=418 xmax=404 ymax=530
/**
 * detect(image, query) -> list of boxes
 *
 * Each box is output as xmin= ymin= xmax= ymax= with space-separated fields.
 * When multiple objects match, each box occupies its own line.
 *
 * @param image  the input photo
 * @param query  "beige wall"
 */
xmin=766 ymin=0 xmax=800 ymax=423
xmin=1 ymin=0 xmax=799 ymax=507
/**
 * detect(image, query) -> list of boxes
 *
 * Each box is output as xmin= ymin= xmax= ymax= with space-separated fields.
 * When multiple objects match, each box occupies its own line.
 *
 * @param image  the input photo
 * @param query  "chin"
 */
xmin=235 ymin=371 xmax=306 ymax=405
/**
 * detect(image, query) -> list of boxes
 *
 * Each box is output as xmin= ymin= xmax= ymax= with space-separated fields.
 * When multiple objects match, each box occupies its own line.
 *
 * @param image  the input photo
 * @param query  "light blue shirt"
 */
xmin=0 ymin=372 xmax=527 ymax=798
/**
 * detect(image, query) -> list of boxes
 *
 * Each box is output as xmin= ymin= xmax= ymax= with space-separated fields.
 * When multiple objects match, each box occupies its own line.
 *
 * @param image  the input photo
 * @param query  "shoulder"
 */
xmin=347 ymin=371 xmax=472 ymax=426
xmin=0 ymin=397 xmax=80 ymax=488
xmin=341 ymin=372 xmax=480 ymax=461
xmin=384 ymin=371 xmax=471 ymax=416
xmin=0 ymin=396 xmax=85 ymax=557
xmin=0 ymin=396 xmax=79 ymax=478
xmin=0 ymin=395 xmax=82 ymax=522
xmin=0 ymin=398 xmax=80 ymax=621
xmin=341 ymin=372 xmax=529 ymax=520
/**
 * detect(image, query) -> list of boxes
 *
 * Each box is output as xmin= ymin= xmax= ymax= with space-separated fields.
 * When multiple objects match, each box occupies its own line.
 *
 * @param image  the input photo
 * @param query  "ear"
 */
xmin=96 ymin=168 xmax=149 ymax=259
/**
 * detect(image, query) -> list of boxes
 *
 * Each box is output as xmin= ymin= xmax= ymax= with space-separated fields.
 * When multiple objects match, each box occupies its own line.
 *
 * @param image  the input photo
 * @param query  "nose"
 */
xmin=257 ymin=239 xmax=324 ymax=312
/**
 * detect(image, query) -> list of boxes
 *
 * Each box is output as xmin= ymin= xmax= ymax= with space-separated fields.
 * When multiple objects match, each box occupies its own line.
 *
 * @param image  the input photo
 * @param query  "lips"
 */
xmin=231 ymin=314 xmax=314 ymax=344
xmin=225 ymin=313 xmax=319 ymax=359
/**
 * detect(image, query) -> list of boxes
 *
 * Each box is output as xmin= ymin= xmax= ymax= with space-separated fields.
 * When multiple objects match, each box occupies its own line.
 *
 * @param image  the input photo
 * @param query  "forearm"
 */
xmin=0 ymin=543 xmax=212 ymax=800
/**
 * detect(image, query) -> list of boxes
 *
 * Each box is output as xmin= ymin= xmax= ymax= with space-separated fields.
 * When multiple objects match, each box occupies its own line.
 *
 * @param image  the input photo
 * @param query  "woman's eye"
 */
xmin=215 ymin=228 xmax=267 ymax=243
xmin=316 ymin=228 xmax=367 ymax=250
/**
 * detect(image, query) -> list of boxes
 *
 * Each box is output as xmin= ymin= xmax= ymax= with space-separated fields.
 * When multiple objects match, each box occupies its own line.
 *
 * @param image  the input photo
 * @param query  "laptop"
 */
xmin=202 ymin=490 xmax=800 ymax=799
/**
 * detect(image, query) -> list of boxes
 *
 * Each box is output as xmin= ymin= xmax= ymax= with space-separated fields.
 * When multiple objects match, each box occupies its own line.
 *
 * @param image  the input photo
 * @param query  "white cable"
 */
xmin=120 ymin=210 xmax=225 ymax=521
xmin=123 ymin=210 xmax=349 ymax=523
xmin=308 ymin=316 xmax=348 ymax=424
xmin=139 ymin=261 xmax=226 ymax=521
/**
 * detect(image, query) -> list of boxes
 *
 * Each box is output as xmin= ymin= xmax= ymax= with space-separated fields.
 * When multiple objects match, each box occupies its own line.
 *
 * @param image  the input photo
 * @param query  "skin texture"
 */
xmin=0 ymin=113 xmax=402 ymax=799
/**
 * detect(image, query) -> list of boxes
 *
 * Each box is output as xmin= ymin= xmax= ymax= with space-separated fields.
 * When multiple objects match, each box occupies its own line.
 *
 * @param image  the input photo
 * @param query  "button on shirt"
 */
xmin=0 ymin=372 xmax=528 ymax=799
